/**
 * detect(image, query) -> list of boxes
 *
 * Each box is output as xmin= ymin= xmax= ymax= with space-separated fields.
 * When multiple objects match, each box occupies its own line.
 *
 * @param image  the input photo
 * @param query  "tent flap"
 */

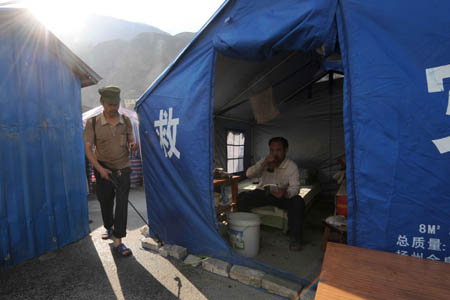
xmin=338 ymin=0 xmax=450 ymax=260
xmin=137 ymin=0 xmax=337 ymax=281
xmin=213 ymin=0 xmax=338 ymax=60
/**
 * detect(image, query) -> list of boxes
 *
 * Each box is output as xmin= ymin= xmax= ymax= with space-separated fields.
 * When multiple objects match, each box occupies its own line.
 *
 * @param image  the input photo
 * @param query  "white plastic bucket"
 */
xmin=228 ymin=212 xmax=261 ymax=257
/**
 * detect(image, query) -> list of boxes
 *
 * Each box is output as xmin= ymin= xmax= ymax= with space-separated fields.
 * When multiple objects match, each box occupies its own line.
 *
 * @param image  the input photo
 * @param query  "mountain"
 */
xmin=54 ymin=15 xmax=195 ymax=110
xmin=77 ymin=31 xmax=195 ymax=108
xmin=58 ymin=14 xmax=169 ymax=50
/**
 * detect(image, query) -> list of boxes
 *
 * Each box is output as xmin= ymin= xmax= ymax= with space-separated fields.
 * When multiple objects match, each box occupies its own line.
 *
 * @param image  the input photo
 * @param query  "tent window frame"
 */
xmin=226 ymin=130 xmax=245 ymax=174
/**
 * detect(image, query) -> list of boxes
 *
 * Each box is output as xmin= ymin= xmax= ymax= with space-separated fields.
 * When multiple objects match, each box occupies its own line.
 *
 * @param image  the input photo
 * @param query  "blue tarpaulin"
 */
xmin=0 ymin=9 xmax=100 ymax=267
xmin=136 ymin=0 xmax=450 ymax=276
xmin=338 ymin=0 xmax=450 ymax=261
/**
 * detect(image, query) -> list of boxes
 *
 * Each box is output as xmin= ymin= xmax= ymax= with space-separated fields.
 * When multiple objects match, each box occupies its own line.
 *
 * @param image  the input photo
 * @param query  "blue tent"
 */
xmin=0 ymin=9 xmax=101 ymax=267
xmin=136 ymin=0 xmax=450 ymax=276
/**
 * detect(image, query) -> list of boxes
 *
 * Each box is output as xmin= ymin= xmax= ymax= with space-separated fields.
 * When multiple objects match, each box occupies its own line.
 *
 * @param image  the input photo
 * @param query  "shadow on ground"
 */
xmin=1 ymin=188 xmax=330 ymax=300
xmin=1 ymin=235 xmax=112 ymax=300
xmin=109 ymin=243 xmax=178 ymax=300
xmin=1 ymin=188 xmax=177 ymax=300
xmin=0 ymin=231 xmax=178 ymax=300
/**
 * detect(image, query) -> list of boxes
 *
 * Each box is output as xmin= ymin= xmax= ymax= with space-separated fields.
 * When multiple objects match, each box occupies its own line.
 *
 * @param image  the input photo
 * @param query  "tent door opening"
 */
xmin=213 ymin=50 xmax=346 ymax=282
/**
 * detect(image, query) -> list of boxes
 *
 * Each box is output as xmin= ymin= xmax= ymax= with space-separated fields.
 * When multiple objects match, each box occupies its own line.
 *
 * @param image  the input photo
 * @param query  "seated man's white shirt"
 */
xmin=246 ymin=158 xmax=300 ymax=199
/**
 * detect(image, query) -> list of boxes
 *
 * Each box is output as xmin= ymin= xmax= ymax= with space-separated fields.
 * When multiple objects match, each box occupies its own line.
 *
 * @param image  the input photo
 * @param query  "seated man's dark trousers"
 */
xmin=94 ymin=164 xmax=131 ymax=239
xmin=236 ymin=189 xmax=305 ymax=241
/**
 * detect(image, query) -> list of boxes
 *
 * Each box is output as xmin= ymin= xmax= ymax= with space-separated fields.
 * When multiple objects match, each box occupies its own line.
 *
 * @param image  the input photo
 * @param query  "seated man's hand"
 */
xmin=271 ymin=188 xmax=286 ymax=199
xmin=262 ymin=154 xmax=276 ymax=168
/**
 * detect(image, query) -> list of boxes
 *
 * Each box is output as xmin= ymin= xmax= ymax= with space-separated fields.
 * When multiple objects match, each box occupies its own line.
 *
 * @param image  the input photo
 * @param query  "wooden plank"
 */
xmin=213 ymin=175 xmax=240 ymax=185
xmin=213 ymin=176 xmax=240 ymax=206
xmin=315 ymin=243 xmax=450 ymax=300
xmin=231 ymin=180 xmax=238 ymax=205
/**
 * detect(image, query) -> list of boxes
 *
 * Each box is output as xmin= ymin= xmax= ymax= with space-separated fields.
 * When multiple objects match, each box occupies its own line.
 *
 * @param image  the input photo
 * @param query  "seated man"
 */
xmin=236 ymin=137 xmax=304 ymax=251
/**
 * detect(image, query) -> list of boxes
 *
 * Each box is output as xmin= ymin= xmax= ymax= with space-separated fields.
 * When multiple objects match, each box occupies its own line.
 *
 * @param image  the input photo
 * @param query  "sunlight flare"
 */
xmin=27 ymin=0 xmax=87 ymax=35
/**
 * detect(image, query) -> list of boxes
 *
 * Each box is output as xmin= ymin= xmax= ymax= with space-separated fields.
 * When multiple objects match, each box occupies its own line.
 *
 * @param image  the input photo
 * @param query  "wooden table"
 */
xmin=315 ymin=242 xmax=450 ymax=300
xmin=213 ymin=175 xmax=240 ymax=205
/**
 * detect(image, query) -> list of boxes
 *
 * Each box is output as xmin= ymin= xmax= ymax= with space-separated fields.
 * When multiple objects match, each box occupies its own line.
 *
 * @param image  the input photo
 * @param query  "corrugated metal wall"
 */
xmin=0 ymin=15 xmax=89 ymax=267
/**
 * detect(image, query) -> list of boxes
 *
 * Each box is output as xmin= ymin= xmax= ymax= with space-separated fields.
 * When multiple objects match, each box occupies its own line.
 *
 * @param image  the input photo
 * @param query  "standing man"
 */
xmin=83 ymin=86 xmax=138 ymax=257
xmin=236 ymin=137 xmax=304 ymax=251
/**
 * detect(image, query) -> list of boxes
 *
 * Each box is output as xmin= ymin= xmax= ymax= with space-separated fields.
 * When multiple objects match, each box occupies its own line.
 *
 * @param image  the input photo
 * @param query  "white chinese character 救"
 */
xmin=154 ymin=109 xmax=168 ymax=154
xmin=411 ymin=252 xmax=423 ymax=258
xmin=426 ymin=254 xmax=440 ymax=261
xmin=411 ymin=237 xmax=425 ymax=249
xmin=428 ymin=238 xmax=442 ymax=251
xmin=154 ymin=107 xmax=180 ymax=159
xmin=396 ymin=235 xmax=409 ymax=247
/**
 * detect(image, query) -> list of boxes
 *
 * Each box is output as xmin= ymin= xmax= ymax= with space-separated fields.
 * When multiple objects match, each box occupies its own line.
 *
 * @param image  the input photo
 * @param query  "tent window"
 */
xmin=226 ymin=131 xmax=245 ymax=173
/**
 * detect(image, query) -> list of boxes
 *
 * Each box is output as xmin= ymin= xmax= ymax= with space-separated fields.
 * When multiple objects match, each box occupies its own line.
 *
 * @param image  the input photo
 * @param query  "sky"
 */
xmin=7 ymin=0 xmax=225 ymax=35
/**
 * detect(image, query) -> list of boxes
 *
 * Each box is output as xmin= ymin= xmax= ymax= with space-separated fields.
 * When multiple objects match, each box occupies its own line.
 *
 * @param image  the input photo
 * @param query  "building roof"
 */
xmin=0 ymin=8 xmax=101 ymax=87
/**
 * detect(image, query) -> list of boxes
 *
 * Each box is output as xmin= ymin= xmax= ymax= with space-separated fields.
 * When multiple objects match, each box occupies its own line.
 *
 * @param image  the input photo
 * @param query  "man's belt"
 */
xmin=98 ymin=161 xmax=129 ymax=177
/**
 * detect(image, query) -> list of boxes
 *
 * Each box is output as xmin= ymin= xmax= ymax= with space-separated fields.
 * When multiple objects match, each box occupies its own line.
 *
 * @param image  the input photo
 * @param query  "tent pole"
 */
xmin=251 ymin=125 xmax=255 ymax=166
xmin=215 ymin=98 xmax=250 ymax=117
xmin=213 ymin=115 xmax=254 ymax=125
xmin=215 ymin=51 xmax=300 ymax=114
xmin=329 ymin=71 xmax=334 ymax=95
xmin=277 ymin=71 xmax=329 ymax=105
xmin=216 ymin=68 xmax=329 ymax=117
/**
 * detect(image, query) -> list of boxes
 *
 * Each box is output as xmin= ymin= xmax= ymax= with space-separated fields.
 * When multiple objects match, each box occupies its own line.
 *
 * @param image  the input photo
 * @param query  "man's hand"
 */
xmin=271 ymin=188 xmax=286 ymax=199
xmin=262 ymin=154 xmax=276 ymax=168
xmin=98 ymin=166 xmax=112 ymax=180
xmin=128 ymin=142 xmax=139 ymax=156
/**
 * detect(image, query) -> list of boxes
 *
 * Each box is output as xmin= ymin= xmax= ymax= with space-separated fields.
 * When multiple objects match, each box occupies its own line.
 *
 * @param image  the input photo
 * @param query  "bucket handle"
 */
xmin=228 ymin=225 xmax=253 ymax=233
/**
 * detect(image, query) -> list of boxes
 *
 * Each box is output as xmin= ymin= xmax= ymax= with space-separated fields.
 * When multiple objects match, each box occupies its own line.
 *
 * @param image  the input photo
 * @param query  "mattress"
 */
xmin=246 ymin=183 xmax=321 ymax=231
xmin=240 ymin=182 xmax=321 ymax=206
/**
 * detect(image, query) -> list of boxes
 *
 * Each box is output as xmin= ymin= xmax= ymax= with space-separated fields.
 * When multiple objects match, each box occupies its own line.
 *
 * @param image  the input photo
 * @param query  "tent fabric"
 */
xmin=138 ymin=48 xmax=249 ymax=271
xmin=136 ymin=0 xmax=450 ymax=280
xmin=337 ymin=0 xmax=450 ymax=260
xmin=0 ymin=9 xmax=93 ymax=267
xmin=212 ymin=0 xmax=337 ymax=60
xmin=213 ymin=50 xmax=328 ymax=123
xmin=136 ymin=0 xmax=337 ymax=282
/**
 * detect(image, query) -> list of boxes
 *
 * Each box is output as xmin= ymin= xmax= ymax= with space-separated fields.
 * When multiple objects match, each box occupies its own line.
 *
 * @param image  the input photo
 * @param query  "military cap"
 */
xmin=99 ymin=86 xmax=121 ymax=105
